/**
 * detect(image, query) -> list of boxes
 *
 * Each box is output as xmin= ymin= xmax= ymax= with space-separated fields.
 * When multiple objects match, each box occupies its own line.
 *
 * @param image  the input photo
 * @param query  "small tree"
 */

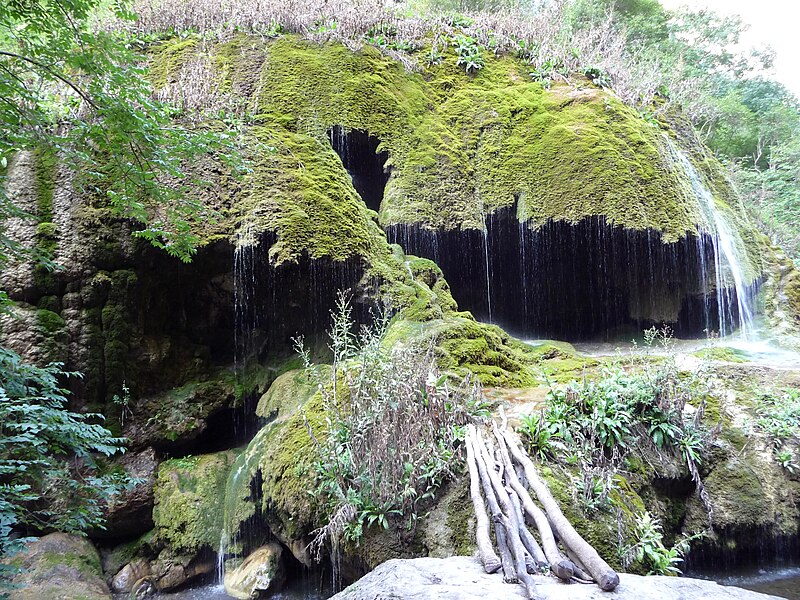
xmin=0 ymin=347 xmax=126 ymax=587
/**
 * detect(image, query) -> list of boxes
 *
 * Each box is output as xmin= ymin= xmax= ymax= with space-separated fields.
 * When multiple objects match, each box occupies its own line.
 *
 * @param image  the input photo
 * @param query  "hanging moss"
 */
xmin=147 ymin=33 xmax=743 ymax=259
xmin=153 ymin=450 xmax=239 ymax=554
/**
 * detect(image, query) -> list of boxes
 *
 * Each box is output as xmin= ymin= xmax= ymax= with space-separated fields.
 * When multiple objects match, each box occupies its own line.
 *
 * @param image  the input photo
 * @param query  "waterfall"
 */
xmin=483 ymin=217 xmax=493 ymax=324
xmin=668 ymin=140 xmax=755 ymax=338
xmin=215 ymin=224 xmax=260 ymax=587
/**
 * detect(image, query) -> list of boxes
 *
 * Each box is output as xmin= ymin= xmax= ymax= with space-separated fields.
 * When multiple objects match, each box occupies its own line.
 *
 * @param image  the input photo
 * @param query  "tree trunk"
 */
xmin=500 ymin=429 xmax=620 ymax=591
xmin=465 ymin=428 xmax=502 ymax=574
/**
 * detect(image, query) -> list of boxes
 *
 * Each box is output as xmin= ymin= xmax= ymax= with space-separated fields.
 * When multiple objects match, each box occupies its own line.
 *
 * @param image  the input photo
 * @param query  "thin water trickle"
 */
xmin=667 ymin=138 xmax=756 ymax=338
xmin=482 ymin=218 xmax=493 ymax=324
xmin=219 ymin=224 xmax=260 ymax=586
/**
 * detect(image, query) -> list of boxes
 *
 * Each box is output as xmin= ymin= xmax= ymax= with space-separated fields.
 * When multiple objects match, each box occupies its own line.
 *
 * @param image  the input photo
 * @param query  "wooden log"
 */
xmin=466 ymin=431 xmax=517 ymax=583
xmin=500 ymin=428 xmax=621 ymax=591
xmin=491 ymin=423 xmax=573 ymax=581
xmin=465 ymin=426 xmax=502 ymax=574
xmin=563 ymin=545 xmax=593 ymax=581
xmin=473 ymin=428 xmax=544 ymax=600
xmin=506 ymin=483 xmax=547 ymax=570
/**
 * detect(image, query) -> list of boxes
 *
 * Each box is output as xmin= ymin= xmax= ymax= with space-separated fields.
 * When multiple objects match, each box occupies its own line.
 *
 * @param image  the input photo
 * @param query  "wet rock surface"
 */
xmin=331 ymin=556 xmax=783 ymax=600
xmin=224 ymin=542 xmax=285 ymax=599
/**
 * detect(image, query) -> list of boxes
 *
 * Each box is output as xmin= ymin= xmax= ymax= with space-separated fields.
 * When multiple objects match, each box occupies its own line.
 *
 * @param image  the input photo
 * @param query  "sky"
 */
xmin=659 ymin=0 xmax=800 ymax=97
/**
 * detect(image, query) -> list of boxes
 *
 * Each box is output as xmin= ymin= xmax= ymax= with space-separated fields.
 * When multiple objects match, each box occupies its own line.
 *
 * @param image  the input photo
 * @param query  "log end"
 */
xmin=551 ymin=560 xmax=574 ymax=581
xmin=483 ymin=558 xmax=502 ymax=574
xmin=598 ymin=571 xmax=620 ymax=591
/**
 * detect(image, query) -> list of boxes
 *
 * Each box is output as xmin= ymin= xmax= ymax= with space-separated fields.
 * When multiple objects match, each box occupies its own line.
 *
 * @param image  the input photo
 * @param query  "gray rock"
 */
xmin=4 ymin=533 xmax=112 ymax=600
xmin=97 ymin=447 xmax=159 ymax=539
xmin=331 ymin=556 xmax=782 ymax=600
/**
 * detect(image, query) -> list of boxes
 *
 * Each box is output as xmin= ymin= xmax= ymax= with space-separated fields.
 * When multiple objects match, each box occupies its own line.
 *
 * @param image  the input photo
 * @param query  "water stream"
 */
xmin=692 ymin=567 xmax=800 ymax=600
xmin=667 ymin=139 xmax=756 ymax=338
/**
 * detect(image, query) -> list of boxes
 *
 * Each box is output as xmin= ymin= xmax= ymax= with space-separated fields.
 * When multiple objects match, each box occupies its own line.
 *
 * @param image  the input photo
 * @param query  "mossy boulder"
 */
xmin=255 ymin=368 xmax=319 ymax=421
xmin=152 ymin=450 xmax=239 ymax=555
xmin=384 ymin=315 xmax=539 ymax=388
xmin=3 ymin=533 xmax=111 ymax=600
xmin=223 ymin=370 xmax=330 ymax=566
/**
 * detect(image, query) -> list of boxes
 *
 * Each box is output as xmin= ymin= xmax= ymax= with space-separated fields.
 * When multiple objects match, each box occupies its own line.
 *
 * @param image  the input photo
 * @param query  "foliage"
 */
xmin=754 ymin=387 xmax=800 ymax=446
xmin=0 ymin=348 xmax=127 ymax=587
xmin=0 ymin=0 xmax=241 ymax=271
xmin=754 ymin=387 xmax=800 ymax=474
xmin=520 ymin=328 xmax=714 ymax=509
xmin=775 ymin=448 xmax=798 ymax=475
xmin=624 ymin=511 xmax=702 ymax=575
xmin=301 ymin=294 xmax=487 ymax=556
xmin=452 ymin=34 xmax=484 ymax=73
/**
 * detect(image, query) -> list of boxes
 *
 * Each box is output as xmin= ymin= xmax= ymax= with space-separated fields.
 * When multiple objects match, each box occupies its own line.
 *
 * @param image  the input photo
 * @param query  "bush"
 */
xmin=519 ymin=328 xmax=715 ymax=508
xmin=0 ymin=348 xmax=127 ymax=589
xmin=300 ymin=294 xmax=488 ymax=555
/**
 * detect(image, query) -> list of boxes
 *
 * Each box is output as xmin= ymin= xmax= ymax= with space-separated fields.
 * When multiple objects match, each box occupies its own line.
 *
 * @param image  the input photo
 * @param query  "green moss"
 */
xmin=692 ymin=346 xmax=748 ymax=363
xmin=35 ymin=308 xmax=65 ymax=333
xmin=255 ymin=368 xmax=319 ymax=420
xmin=540 ymin=465 xmax=640 ymax=571
xmin=37 ymin=549 xmax=101 ymax=579
xmin=383 ymin=314 xmax=538 ymax=387
xmin=257 ymin=391 xmax=326 ymax=540
xmin=153 ymin=450 xmax=239 ymax=554
xmin=33 ymin=147 xmax=56 ymax=222
xmin=148 ymin=36 xmax=200 ymax=88
xmin=151 ymin=34 xmax=756 ymax=263
xmin=703 ymin=458 xmax=770 ymax=529
xmin=223 ymin=371 xmax=332 ymax=549
xmin=442 ymin=477 xmax=477 ymax=556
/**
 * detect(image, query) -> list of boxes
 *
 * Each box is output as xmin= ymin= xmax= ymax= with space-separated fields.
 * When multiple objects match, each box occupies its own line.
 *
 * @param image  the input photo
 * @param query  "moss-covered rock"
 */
xmin=384 ymin=314 xmax=539 ymax=387
xmin=153 ymin=450 xmax=239 ymax=555
xmin=223 ymin=370 xmax=329 ymax=565
xmin=539 ymin=466 xmax=643 ymax=572
xmin=4 ymin=533 xmax=111 ymax=600
xmin=692 ymin=346 xmax=748 ymax=363
xmin=255 ymin=368 xmax=319 ymax=421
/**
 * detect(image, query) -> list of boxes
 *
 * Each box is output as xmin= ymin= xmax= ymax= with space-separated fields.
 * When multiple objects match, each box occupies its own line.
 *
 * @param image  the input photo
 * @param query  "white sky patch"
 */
xmin=660 ymin=0 xmax=800 ymax=97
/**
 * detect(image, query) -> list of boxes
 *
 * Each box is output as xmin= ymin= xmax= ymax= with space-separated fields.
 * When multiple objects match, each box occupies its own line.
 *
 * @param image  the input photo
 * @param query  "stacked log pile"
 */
xmin=465 ymin=421 xmax=620 ymax=600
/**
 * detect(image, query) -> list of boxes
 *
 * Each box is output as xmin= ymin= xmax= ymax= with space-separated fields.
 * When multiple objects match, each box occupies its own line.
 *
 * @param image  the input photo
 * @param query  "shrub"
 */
xmin=300 ymin=294 xmax=488 ymax=556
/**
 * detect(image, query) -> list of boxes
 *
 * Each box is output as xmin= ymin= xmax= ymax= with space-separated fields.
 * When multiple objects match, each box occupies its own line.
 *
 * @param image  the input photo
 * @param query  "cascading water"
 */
xmin=667 ymin=139 xmax=756 ymax=338
xmin=215 ymin=224 xmax=260 ymax=587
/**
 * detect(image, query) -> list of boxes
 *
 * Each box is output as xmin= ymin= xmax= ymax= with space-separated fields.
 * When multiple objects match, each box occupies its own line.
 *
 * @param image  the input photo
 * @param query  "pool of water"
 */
xmin=697 ymin=567 xmax=800 ymax=600
xmin=561 ymin=331 xmax=800 ymax=370
xmin=153 ymin=577 xmax=330 ymax=600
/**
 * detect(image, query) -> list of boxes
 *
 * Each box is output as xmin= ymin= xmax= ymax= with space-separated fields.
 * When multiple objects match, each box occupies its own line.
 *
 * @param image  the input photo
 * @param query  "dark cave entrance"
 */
xmin=387 ymin=207 xmax=749 ymax=341
xmin=328 ymin=125 xmax=390 ymax=213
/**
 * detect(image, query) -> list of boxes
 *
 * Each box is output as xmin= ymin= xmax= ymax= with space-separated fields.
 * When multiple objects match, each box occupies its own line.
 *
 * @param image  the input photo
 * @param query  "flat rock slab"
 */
xmin=331 ymin=556 xmax=782 ymax=600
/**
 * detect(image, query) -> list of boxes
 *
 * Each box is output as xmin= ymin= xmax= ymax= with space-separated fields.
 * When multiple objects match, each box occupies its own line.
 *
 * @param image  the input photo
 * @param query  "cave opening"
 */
xmin=328 ymin=125 xmax=389 ymax=213
xmin=387 ymin=207 xmax=752 ymax=341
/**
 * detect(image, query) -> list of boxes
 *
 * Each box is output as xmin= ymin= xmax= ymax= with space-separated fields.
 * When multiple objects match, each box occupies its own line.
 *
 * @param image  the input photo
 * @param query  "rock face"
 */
xmin=152 ymin=450 xmax=237 ymax=555
xmin=224 ymin=543 xmax=285 ymax=599
xmin=97 ymin=446 xmax=159 ymax=540
xmin=331 ymin=557 xmax=782 ymax=600
xmin=5 ymin=533 xmax=111 ymax=600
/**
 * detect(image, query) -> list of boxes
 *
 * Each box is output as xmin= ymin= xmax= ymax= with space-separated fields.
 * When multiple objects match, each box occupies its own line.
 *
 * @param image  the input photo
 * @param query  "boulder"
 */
xmin=330 ymin=556 xmax=782 ymax=600
xmin=110 ymin=558 xmax=151 ymax=594
xmin=97 ymin=446 xmax=159 ymax=539
xmin=149 ymin=550 xmax=215 ymax=591
xmin=224 ymin=543 xmax=285 ymax=599
xmin=3 ymin=533 xmax=111 ymax=600
xmin=152 ymin=450 xmax=237 ymax=555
